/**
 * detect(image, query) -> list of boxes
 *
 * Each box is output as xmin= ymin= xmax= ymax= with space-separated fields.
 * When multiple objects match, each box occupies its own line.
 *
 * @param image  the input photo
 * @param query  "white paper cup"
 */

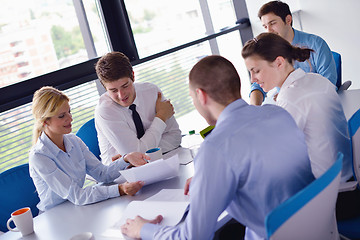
xmin=7 ymin=207 xmax=34 ymax=236
xmin=145 ymin=147 xmax=162 ymax=162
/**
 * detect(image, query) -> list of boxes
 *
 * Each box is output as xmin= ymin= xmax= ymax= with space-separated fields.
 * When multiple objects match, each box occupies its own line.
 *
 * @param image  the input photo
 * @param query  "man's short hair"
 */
xmin=189 ymin=55 xmax=241 ymax=105
xmin=95 ymin=52 xmax=134 ymax=85
xmin=258 ymin=1 xmax=292 ymax=24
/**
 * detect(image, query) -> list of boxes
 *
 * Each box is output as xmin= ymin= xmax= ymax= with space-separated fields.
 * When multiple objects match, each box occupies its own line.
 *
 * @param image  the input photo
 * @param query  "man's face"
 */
xmin=103 ymin=77 xmax=136 ymax=107
xmin=189 ymin=83 xmax=216 ymax=126
xmin=261 ymin=12 xmax=291 ymax=39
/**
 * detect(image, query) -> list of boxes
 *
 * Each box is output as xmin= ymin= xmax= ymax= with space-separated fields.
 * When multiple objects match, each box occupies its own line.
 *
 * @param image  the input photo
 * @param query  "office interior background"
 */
xmin=0 ymin=0 xmax=359 ymax=173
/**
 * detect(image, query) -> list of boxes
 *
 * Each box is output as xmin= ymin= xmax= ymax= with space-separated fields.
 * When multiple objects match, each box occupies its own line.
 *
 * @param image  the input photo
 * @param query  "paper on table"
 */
xmin=119 ymin=154 xmax=179 ymax=186
xmin=145 ymin=189 xmax=190 ymax=202
xmin=102 ymin=201 xmax=189 ymax=239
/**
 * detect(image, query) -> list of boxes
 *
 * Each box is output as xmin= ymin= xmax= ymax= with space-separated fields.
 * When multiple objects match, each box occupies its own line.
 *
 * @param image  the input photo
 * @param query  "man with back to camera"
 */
xmin=94 ymin=52 xmax=182 ymax=165
xmin=121 ymin=55 xmax=315 ymax=240
xmin=250 ymin=0 xmax=337 ymax=105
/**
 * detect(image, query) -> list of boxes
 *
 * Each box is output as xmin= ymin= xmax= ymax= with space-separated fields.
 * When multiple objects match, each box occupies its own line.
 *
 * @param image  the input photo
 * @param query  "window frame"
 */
xmin=0 ymin=0 xmax=253 ymax=113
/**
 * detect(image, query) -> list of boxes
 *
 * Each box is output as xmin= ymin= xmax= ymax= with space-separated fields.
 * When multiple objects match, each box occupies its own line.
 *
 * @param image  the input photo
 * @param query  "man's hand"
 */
xmin=155 ymin=92 xmax=174 ymax=122
xmin=125 ymin=152 xmax=150 ymax=167
xmin=121 ymin=215 xmax=163 ymax=239
xmin=118 ymin=181 xmax=144 ymax=196
xmin=184 ymin=177 xmax=193 ymax=195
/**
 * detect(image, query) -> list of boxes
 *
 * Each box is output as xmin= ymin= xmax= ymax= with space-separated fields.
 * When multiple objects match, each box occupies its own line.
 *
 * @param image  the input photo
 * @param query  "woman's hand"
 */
xmin=124 ymin=152 xmax=150 ymax=167
xmin=118 ymin=181 xmax=145 ymax=196
xmin=111 ymin=154 xmax=122 ymax=161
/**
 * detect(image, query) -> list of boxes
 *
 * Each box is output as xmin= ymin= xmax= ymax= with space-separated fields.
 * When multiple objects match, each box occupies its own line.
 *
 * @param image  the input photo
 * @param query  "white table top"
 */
xmin=339 ymin=89 xmax=360 ymax=120
xmin=1 ymin=148 xmax=197 ymax=240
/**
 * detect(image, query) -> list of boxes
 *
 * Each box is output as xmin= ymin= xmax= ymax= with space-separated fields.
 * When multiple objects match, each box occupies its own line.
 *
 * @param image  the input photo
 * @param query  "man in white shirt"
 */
xmin=94 ymin=52 xmax=182 ymax=165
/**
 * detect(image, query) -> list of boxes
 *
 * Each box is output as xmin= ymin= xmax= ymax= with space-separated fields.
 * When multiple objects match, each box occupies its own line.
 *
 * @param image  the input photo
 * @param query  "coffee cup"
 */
xmin=145 ymin=147 xmax=162 ymax=162
xmin=7 ymin=207 xmax=34 ymax=236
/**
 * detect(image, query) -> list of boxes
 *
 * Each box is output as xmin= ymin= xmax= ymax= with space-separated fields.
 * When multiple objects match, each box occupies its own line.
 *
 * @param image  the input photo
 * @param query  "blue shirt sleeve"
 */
xmin=292 ymin=28 xmax=337 ymax=88
xmin=140 ymin=140 xmax=238 ymax=239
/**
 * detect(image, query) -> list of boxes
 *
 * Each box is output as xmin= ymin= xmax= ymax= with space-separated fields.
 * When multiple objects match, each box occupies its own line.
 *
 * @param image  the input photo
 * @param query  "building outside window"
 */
xmin=0 ymin=0 xmax=250 ymax=172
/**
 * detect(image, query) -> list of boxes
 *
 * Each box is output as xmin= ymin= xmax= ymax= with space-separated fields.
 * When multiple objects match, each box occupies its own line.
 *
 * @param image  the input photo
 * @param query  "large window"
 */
xmin=0 ymin=0 xmax=253 ymax=173
xmin=0 ymin=0 xmax=108 ymax=88
xmin=125 ymin=0 xmax=206 ymax=58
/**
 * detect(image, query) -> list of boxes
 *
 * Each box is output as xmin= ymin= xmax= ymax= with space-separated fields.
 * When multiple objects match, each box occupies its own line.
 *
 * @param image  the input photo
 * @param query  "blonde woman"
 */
xmin=29 ymin=86 xmax=148 ymax=211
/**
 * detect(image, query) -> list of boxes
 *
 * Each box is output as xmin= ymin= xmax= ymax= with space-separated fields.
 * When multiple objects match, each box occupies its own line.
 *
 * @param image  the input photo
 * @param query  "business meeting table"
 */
xmin=2 ymin=89 xmax=359 ymax=240
xmin=0 ymin=147 xmax=230 ymax=240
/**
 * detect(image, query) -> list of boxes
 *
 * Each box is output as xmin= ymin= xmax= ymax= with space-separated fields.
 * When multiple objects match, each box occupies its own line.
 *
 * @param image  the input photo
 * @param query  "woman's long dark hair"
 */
xmin=242 ymin=32 xmax=314 ymax=65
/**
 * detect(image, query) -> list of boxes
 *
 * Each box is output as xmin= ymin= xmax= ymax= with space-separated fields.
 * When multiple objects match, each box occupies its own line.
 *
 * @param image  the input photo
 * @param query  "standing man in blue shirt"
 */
xmin=121 ymin=55 xmax=315 ymax=240
xmin=250 ymin=0 xmax=337 ymax=105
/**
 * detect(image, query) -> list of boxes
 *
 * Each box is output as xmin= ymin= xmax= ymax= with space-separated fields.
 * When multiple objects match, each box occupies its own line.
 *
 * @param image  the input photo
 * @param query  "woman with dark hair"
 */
xmin=242 ymin=32 xmax=360 ymax=221
xmin=242 ymin=32 xmax=351 ymax=182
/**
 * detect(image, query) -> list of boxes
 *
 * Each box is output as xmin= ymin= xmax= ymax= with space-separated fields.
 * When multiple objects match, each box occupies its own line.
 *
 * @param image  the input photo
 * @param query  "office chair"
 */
xmin=339 ymin=108 xmax=360 ymax=192
xmin=332 ymin=51 xmax=351 ymax=91
xmin=337 ymin=108 xmax=360 ymax=239
xmin=265 ymin=152 xmax=343 ymax=240
xmin=0 ymin=163 xmax=40 ymax=232
xmin=76 ymin=118 xmax=101 ymax=160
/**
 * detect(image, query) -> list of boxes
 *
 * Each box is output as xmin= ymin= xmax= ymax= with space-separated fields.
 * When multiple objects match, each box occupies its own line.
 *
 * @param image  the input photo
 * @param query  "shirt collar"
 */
xmin=128 ymin=84 xmax=139 ymax=109
xmin=281 ymin=68 xmax=306 ymax=90
xmin=38 ymin=132 xmax=74 ymax=156
xmin=291 ymin=28 xmax=299 ymax=45
xmin=216 ymin=98 xmax=248 ymax=126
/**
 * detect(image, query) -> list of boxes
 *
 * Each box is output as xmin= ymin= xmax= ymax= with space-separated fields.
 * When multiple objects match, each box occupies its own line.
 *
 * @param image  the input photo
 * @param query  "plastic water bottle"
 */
xmin=182 ymin=130 xmax=203 ymax=158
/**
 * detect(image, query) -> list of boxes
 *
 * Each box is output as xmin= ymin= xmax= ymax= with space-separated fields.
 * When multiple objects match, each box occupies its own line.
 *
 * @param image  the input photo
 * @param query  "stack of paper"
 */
xmin=102 ymin=189 xmax=190 ymax=240
xmin=118 ymin=154 xmax=180 ymax=186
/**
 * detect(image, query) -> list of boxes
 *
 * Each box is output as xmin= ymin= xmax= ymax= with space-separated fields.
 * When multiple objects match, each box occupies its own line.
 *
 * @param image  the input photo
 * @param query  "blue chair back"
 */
xmin=349 ymin=108 xmax=360 ymax=185
xmin=337 ymin=109 xmax=360 ymax=239
xmin=0 ymin=163 xmax=40 ymax=232
xmin=76 ymin=118 xmax=101 ymax=160
xmin=266 ymin=152 xmax=343 ymax=240
xmin=332 ymin=51 xmax=342 ymax=89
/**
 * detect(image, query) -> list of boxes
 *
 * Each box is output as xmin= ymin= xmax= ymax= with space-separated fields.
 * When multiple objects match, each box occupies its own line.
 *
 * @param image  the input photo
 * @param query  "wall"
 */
xmin=245 ymin=0 xmax=360 ymax=89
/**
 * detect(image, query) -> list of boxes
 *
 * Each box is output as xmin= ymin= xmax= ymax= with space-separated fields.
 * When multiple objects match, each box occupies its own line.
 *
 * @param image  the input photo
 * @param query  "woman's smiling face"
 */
xmin=245 ymin=55 xmax=281 ymax=92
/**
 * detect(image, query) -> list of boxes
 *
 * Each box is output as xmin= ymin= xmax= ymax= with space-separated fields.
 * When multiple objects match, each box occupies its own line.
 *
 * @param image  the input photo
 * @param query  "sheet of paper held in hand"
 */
xmin=118 ymin=154 xmax=180 ymax=186
xmin=102 ymin=189 xmax=190 ymax=240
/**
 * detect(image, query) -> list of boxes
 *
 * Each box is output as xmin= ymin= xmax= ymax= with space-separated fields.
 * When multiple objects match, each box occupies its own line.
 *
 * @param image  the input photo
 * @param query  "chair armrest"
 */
xmin=338 ymin=80 xmax=352 ymax=92
xmin=339 ymin=180 xmax=357 ymax=192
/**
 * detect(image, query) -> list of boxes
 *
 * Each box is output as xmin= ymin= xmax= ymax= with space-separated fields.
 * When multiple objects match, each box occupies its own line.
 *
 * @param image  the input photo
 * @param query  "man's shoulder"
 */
xmin=96 ymin=92 xmax=116 ymax=111
xmin=135 ymin=82 xmax=159 ymax=91
xmin=294 ymin=29 xmax=327 ymax=48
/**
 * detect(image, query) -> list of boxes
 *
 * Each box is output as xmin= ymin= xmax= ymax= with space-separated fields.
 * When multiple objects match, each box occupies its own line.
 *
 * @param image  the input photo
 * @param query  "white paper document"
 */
xmin=145 ymin=189 xmax=190 ymax=202
xmin=102 ymin=200 xmax=189 ymax=239
xmin=119 ymin=154 xmax=180 ymax=186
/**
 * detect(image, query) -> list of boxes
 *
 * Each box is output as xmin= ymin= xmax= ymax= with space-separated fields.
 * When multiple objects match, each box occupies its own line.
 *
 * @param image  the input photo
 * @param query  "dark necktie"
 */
xmin=129 ymin=104 xmax=145 ymax=139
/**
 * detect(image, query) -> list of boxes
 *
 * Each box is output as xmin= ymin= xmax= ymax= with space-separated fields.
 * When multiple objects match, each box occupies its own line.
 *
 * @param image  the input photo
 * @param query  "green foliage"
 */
xmin=51 ymin=25 xmax=85 ymax=59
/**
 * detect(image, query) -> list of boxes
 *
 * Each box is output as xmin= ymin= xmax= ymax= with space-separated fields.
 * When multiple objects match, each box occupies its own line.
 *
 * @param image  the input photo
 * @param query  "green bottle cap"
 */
xmin=189 ymin=130 xmax=195 ymax=135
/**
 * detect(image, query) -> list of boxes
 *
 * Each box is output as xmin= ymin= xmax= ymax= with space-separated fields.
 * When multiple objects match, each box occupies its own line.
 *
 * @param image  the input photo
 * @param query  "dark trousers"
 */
xmin=213 ymin=218 xmax=245 ymax=240
xmin=336 ymin=186 xmax=360 ymax=220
